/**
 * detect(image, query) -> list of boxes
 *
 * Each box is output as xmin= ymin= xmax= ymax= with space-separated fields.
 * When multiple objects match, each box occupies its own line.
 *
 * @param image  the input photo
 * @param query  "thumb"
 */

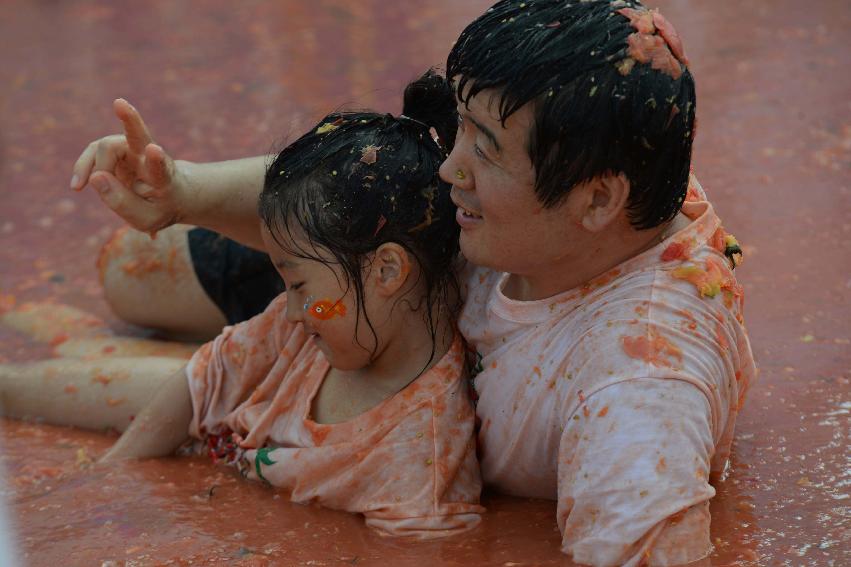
xmin=89 ymin=171 xmax=167 ymax=232
xmin=144 ymin=143 xmax=173 ymax=189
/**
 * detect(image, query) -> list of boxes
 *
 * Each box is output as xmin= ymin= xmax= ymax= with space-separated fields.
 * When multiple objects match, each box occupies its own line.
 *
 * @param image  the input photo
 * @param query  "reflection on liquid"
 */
xmin=708 ymin=445 xmax=760 ymax=564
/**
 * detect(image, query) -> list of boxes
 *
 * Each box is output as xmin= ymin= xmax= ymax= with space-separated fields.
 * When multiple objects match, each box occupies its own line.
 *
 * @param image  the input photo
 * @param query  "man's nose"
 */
xmin=439 ymin=147 xmax=472 ymax=190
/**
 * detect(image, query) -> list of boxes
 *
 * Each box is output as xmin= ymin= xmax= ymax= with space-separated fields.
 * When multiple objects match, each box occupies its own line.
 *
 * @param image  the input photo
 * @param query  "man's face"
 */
xmin=439 ymin=85 xmax=584 ymax=277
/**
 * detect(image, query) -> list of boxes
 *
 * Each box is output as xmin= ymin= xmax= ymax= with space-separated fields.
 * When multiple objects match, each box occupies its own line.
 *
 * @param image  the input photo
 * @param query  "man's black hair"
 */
xmin=447 ymin=0 xmax=696 ymax=229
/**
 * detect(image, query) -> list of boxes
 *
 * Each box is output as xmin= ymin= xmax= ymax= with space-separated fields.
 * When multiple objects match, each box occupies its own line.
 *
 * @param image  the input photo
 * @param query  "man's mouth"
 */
xmin=458 ymin=205 xmax=483 ymax=219
xmin=451 ymin=192 xmax=483 ymax=219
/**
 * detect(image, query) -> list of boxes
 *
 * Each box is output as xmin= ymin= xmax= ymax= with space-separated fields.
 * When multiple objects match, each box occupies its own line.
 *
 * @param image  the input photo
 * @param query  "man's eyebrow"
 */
xmin=465 ymin=112 xmax=502 ymax=153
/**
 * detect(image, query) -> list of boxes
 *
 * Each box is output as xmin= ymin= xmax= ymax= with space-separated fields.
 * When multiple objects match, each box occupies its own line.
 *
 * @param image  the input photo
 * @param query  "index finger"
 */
xmin=113 ymin=98 xmax=153 ymax=155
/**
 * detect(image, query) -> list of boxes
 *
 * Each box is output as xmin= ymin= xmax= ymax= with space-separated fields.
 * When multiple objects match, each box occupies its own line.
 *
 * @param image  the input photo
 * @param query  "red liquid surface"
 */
xmin=1 ymin=0 xmax=848 ymax=564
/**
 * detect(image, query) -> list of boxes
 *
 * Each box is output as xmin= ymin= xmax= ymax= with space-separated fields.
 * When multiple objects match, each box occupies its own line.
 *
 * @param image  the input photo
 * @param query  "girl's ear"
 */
xmin=371 ymin=243 xmax=411 ymax=296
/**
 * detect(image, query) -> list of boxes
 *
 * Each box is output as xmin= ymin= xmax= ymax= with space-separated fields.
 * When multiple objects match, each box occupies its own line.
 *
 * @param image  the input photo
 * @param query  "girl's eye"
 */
xmin=289 ymin=282 xmax=305 ymax=291
xmin=456 ymin=114 xmax=465 ymax=130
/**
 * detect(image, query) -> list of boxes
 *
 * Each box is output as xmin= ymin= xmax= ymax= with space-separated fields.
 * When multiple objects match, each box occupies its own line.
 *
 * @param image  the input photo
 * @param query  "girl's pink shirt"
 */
xmin=458 ymin=176 xmax=755 ymax=566
xmin=186 ymin=297 xmax=483 ymax=539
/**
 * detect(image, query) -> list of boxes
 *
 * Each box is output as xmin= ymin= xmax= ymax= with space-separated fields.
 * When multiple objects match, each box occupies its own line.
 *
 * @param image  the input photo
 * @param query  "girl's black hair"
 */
xmin=447 ymin=0 xmax=696 ymax=229
xmin=258 ymin=69 xmax=459 ymax=368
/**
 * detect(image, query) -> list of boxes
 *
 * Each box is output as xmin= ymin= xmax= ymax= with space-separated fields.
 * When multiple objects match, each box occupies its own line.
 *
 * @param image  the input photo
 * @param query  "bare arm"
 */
xmin=100 ymin=366 xmax=194 ymax=462
xmin=173 ymin=156 xmax=268 ymax=249
xmin=72 ymin=99 xmax=269 ymax=251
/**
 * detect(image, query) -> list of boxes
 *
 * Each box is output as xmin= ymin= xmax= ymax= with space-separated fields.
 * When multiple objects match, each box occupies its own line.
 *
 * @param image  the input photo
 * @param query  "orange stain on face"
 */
xmin=63 ymin=384 xmax=78 ymax=395
xmin=621 ymin=327 xmax=683 ymax=368
xmin=307 ymin=299 xmax=347 ymax=320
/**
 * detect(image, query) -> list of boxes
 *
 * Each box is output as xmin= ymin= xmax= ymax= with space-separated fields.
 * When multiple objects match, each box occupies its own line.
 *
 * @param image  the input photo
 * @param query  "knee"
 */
xmin=97 ymin=226 xmax=184 ymax=320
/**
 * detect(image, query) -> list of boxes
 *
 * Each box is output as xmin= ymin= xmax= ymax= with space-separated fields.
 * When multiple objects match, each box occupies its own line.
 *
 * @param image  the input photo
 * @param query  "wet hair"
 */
xmin=258 ymin=69 xmax=459 ymax=366
xmin=447 ymin=0 xmax=696 ymax=229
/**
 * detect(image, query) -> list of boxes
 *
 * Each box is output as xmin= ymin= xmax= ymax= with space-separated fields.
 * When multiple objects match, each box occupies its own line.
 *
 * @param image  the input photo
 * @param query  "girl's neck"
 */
xmin=348 ymin=305 xmax=454 ymax=392
xmin=311 ymin=305 xmax=454 ymax=425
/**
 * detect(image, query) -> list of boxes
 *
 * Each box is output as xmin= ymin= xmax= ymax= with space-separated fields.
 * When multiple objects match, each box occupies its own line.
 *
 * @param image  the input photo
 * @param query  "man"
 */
xmin=73 ymin=1 xmax=754 ymax=564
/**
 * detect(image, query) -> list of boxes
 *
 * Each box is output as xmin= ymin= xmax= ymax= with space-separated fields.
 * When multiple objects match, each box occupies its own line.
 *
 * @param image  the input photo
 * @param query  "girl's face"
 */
xmin=260 ymin=226 xmax=388 ymax=371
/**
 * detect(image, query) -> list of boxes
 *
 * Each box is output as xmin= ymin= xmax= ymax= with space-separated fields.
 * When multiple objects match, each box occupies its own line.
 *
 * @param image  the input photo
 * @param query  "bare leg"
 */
xmin=0 ymin=357 xmax=186 ymax=432
xmin=55 ymin=337 xmax=199 ymax=360
xmin=99 ymin=225 xmax=227 ymax=341
xmin=0 ymin=302 xmax=110 ymax=344
xmin=1 ymin=302 xmax=200 ymax=359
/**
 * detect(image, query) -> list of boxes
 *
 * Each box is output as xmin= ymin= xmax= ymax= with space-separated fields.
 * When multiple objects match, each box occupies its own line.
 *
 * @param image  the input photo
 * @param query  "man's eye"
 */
xmin=474 ymin=144 xmax=487 ymax=160
xmin=456 ymin=114 xmax=465 ymax=130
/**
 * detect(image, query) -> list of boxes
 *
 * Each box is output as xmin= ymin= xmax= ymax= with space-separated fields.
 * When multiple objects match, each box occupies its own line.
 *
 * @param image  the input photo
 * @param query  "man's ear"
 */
xmin=580 ymin=173 xmax=630 ymax=232
xmin=371 ymin=243 xmax=411 ymax=296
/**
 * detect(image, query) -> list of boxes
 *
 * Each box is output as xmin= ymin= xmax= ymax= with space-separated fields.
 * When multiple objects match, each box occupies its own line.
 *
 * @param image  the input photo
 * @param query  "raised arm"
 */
xmin=71 ymin=99 xmax=269 ymax=250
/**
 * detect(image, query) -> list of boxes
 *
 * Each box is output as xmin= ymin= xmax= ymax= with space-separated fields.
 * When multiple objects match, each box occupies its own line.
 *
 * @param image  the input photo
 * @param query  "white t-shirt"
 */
xmin=459 ymin=178 xmax=755 ymax=566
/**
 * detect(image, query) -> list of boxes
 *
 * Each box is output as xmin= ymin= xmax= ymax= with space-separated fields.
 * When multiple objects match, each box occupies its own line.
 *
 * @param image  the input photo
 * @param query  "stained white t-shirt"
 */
xmin=459 ymin=177 xmax=755 ymax=566
xmin=186 ymin=295 xmax=483 ymax=539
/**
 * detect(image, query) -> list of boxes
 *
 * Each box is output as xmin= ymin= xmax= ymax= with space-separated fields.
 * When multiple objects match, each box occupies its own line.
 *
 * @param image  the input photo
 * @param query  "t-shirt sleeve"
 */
xmin=242 ymin=378 xmax=484 ymax=539
xmin=187 ymin=293 xmax=296 ymax=438
xmin=557 ymin=378 xmax=716 ymax=566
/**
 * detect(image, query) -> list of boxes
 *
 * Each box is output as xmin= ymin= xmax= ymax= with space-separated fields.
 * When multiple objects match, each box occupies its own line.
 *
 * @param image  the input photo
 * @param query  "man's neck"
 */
xmin=503 ymin=213 xmax=689 ymax=302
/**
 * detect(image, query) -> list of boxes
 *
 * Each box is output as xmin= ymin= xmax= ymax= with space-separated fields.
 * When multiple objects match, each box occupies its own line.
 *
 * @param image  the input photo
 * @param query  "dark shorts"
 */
xmin=187 ymin=228 xmax=285 ymax=325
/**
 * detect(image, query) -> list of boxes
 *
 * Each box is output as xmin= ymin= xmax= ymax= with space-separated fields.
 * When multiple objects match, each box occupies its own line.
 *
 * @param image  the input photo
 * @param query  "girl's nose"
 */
xmin=284 ymin=295 xmax=304 ymax=324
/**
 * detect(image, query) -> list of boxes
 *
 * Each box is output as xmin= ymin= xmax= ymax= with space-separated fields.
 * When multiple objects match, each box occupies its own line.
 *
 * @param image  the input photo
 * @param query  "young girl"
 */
xmin=0 ymin=71 xmax=483 ymax=538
